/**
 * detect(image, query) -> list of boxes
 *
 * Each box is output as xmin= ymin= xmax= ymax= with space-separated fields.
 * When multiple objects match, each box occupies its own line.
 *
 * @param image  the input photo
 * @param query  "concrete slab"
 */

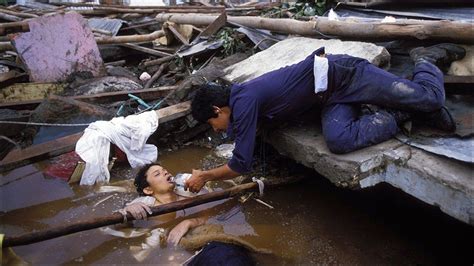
xmin=12 ymin=12 xmax=105 ymax=83
xmin=266 ymin=123 xmax=473 ymax=224
xmin=223 ymin=37 xmax=390 ymax=83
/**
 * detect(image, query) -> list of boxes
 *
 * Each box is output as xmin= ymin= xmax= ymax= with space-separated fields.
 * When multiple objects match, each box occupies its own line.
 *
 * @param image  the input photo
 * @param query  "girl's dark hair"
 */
xmin=191 ymin=82 xmax=231 ymax=123
xmin=134 ymin=163 xmax=161 ymax=196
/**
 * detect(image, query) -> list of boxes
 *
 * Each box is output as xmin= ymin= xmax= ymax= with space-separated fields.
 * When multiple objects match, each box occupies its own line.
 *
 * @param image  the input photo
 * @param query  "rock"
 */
xmin=223 ymin=37 xmax=390 ymax=83
xmin=448 ymin=45 xmax=474 ymax=76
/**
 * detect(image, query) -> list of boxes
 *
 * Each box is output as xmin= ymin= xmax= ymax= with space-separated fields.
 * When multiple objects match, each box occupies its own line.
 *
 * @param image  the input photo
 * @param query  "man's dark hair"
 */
xmin=191 ymin=82 xmax=231 ymax=123
xmin=134 ymin=163 xmax=161 ymax=196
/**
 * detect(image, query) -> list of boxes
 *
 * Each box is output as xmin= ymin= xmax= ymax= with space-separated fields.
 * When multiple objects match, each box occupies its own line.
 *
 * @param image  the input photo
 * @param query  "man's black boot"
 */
xmin=384 ymin=109 xmax=411 ymax=126
xmin=416 ymin=106 xmax=457 ymax=132
xmin=409 ymin=43 xmax=466 ymax=68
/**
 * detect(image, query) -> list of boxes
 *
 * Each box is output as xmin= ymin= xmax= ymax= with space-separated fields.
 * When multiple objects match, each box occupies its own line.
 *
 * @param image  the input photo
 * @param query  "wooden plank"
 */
xmin=195 ymin=11 xmax=227 ymax=41
xmin=167 ymin=24 xmax=190 ymax=45
xmin=444 ymin=75 xmax=474 ymax=95
xmin=444 ymin=75 xmax=474 ymax=84
xmin=0 ymin=86 xmax=178 ymax=110
xmin=0 ymin=101 xmax=191 ymax=172
xmin=119 ymin=43 xmax=173 ymax=57
xmin=72 ymin=86 xmax=178 ymax=103
xmin=0 ymin=133 xmax=83 ymax=173
xmin=156 ymin=100 xmax=191 ymax=123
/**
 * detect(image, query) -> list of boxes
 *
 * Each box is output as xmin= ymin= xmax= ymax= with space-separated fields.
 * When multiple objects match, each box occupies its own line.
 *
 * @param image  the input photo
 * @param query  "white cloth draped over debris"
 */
xmin=76 ymin=111 xmax=159 ymax=185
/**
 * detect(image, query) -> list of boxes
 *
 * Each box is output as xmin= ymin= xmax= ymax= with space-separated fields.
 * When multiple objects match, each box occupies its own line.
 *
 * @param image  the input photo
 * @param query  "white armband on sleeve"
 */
xmin=314 ymin=55 xmax=329 ymax=94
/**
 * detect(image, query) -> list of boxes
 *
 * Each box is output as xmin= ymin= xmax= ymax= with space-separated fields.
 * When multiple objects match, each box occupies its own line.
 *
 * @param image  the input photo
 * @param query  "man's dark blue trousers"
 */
xmin=322 ymin=55 xmax=444 ymax=153
xmin=227 ymin=49 xmax=445 ymax=174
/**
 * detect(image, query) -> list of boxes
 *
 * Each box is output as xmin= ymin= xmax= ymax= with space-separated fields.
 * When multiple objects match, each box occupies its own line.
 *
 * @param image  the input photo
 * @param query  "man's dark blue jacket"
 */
xmin=226 ymin=48 xmax=326 ymax=173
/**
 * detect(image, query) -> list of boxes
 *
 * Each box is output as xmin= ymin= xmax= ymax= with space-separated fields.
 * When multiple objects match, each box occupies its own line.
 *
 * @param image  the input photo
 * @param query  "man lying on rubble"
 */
xmin=116 ymin=163 xmax=256 ymax=265
xmin=184 ymin=44 xmax=466 ymax=193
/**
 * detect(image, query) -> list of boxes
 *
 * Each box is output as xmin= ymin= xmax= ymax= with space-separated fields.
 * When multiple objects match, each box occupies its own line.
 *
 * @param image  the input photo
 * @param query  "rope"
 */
xmin=252 ymin=177 xmax=265 ymax=197
xmin=260 ymin=129 xmax=267 ymax=178
xmin=115 ymin=209 xmax=128 ymax=223
xmin=0 ymin=234 xmax=3 ymax=262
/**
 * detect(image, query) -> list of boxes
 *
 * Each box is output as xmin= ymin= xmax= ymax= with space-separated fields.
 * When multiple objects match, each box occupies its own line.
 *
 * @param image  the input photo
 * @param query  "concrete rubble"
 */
xmin=12 ymin=12 xmax=105 ymax=82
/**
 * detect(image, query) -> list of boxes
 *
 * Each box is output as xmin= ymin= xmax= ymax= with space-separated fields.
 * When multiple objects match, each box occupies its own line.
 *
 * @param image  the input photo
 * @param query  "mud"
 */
xmin=1 ymin=146 xmax=473 ymax=264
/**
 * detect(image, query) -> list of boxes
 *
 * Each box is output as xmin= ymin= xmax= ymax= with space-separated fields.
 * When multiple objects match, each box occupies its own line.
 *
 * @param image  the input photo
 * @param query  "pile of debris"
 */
xmin=0 ymin=1 xmax=473 ymax=194
xmin=0 ymin=2 xmax=267 ymax=172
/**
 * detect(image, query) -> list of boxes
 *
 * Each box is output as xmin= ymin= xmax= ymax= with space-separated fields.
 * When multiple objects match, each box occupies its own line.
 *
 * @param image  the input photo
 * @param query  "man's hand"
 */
xmin=123 ymin=202 xmax=152 ymax=220
xmin=185 ymin=165 xmax=240 ymax=193
xmin=185 ymin=169 xmax=206 ymax=193
xmin=167 ymin=220 xmax=191 ymax=246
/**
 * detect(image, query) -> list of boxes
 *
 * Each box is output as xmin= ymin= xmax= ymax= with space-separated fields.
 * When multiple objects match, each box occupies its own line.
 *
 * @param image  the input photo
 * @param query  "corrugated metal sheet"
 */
xmin=396 ymin=135 xmax=473 ymax=163
xmin=18 ymin=1 xmax=57 ymax=10
xmin=332 ymin=6 xmax=474 ymax=22
xmin=395 ymin=95 xmax=474 ymax=163
xmin=88 ymin=18 xmax=124 ymax=36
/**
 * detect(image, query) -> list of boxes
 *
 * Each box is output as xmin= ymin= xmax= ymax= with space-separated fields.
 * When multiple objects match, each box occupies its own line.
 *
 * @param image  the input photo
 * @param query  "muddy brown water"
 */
xmin=1 ymin=146 xmax=473 ymax=265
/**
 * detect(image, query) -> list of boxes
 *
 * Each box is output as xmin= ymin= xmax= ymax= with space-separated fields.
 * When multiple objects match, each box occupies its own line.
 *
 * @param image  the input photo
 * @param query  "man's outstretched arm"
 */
xmin=185 ymin=164 xmax=240 ymax=193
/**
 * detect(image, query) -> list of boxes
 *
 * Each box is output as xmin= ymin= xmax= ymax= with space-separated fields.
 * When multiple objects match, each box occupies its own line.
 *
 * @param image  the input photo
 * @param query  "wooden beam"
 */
xmin=144 ymin=63 xmax=169 ymax=89
xmin=95 ymin=30 xmax=165 ymax=45
xmin=0 ymin=8 xmax=38 ymax=18
xmin=142 ymin=55 xmax=176 ymax=67
xmin=1 ymin=31 xmax=166 ymax=51
xmin=0 ymin=133 xmax=83 ymax=173
xmin=156 ymin=14 xmax=474 ymax=43
xmin=156 ymin=100 xmax=190 ymax=123
xmin=3 ymin=176 xmax=302 ymax=247
xmin=444 ymin=75 xmax=474 ymax=95
xmin=167 ymin=24 xmax=190 ymax=45
xmin=0 ymin=12 xmax=23 ymax=22
xmin=0 ymin=86 xmax=178 ymax=110
xmin=0 ymin=101 xmax=191 ymax=172
xmin=119 ymin=43 xmax=173 ymax=57
xmin=50 ymin=2 xmax=225 ymax=10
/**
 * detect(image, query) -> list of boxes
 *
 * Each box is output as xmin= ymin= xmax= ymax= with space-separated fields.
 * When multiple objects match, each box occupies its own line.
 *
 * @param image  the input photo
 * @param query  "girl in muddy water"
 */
xmin=110 ymin=163 xmax=261 ymax=265
xmin=123 ymin=163 xmax=205 ymax=246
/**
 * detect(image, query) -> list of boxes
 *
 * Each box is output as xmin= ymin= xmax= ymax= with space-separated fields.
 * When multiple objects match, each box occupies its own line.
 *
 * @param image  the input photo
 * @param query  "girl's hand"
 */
xmin=167 ymin=220 xmax=192 ymax=246
xmin=123 ymin=202 xmax=152 ymax=220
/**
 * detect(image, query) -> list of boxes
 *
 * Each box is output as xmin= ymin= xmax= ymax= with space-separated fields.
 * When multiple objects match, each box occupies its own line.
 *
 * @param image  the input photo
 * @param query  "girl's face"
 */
xmin=144 ymin=165 xmax=175 ymax=195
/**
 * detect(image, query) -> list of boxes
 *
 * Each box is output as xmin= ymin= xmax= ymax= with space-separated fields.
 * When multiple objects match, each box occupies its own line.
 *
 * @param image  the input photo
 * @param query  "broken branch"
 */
xmin=95 ymin=30 xmax=165 ymax=45
xmin=144 ymin=63 xmax=169 ymax=89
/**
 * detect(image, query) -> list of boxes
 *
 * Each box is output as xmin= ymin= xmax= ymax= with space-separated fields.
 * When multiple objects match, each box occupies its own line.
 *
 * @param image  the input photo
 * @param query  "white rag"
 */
xmin=76 ymin=111 xmax=159 ymax=185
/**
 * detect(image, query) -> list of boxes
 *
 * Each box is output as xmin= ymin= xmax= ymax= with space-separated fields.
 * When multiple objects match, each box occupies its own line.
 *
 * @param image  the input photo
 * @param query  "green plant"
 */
xmin=217 ymin=27 xmax=247 ymax=56
xmin=293 ymin=0 xmax=330 ymax=17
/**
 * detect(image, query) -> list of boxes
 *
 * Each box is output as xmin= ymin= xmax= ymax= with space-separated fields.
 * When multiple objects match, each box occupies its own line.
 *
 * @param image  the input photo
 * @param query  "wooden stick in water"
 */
xmin=2 ymin=177 xmax=299 ymax=247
